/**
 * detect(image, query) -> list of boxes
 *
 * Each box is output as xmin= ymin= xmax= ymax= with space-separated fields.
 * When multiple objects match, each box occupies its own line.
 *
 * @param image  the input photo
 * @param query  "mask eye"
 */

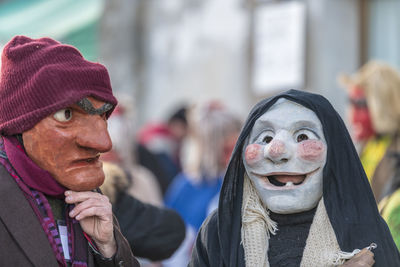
xmin=295 ymin=129 xmax=318 ymax=143
xmin=263 ymin=135 xmax=273 ymax=144
xmin=53 ymin=108 xmax=73 ymax=122
xmin=259 ymin=131 xmax=274 ymax=144
xmin=255 ymin=130 xmax=274 ymax=144
xmin=297 ymin=134 xmax=309 ymax=142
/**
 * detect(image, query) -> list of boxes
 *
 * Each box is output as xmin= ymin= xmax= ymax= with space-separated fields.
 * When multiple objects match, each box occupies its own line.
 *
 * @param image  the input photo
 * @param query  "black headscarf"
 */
xmin=192 ymin=89 xmax=400 ymax=267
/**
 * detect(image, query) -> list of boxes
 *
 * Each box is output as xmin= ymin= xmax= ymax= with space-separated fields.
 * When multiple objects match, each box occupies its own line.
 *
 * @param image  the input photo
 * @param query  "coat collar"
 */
xmin=0 ymin=165 xmax=58 ymax=266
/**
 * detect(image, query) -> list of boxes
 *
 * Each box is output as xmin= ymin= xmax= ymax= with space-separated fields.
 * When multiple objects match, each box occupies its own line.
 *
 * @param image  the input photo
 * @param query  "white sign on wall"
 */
xmin=252 ymin=1 xmax=306 ymax=95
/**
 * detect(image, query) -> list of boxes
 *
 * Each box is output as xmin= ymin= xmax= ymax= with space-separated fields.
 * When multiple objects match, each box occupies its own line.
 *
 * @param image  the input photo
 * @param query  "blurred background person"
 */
xmin=339 ymin=61 xmax=400 ymax=249
xmin=163 ymin=101 xmax=242 ymax=267
xmin=100 ymin=96 xmax=186 ymax=265
xmin=136 ymin=106 xmax=189 ymax=195
xmin=339 ymin=61 xmax=400 ymax=201
xmin=101 ymin=162 xmax=186 ymax=267
xmin=101 ymin=95 xmax=163 ymax=206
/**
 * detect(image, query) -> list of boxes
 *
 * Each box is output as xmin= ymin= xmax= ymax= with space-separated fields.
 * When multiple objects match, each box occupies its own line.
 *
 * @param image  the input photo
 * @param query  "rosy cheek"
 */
xmin=244 ymin=144 xmax=263 ymax=166
xmin=297 ymin=140 xmax=325 ymax=161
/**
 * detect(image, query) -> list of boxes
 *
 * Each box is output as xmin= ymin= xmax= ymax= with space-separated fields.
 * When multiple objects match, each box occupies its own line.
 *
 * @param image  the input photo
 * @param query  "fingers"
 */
xmin=70 ymin=202 xmax=112 ymax=221
xmin=361 ymin=250 xmax=375 ymax=266
xmin=353 ymin=248 xmax=375 ymax=266
xmin=65 ymin=190 xmax=112 ymax=221
xmin=65 ymin=190 xmax=116 ymax=256
xmin=73 ymin=207 xmax=110 ymax=221
xmin=65 ymin=190 xmax=106 ymax=204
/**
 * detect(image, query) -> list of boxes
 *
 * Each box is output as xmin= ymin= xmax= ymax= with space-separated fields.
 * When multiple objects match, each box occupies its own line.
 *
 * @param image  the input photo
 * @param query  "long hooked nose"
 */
xmin=264 ymin=139 xmax=290 ymax=163
xmin=76 ymin=115 xmax=112 ymax=153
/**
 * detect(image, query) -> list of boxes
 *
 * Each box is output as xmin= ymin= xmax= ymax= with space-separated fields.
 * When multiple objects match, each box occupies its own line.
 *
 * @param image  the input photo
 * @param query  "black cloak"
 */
xmin=189 ymin=89 xmax=400 ymax=267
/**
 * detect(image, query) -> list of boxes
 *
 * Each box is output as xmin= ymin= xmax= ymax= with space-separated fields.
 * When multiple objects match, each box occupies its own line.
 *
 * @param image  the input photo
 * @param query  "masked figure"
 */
xmin=189 ymin=89 xmax=400 ymax=266
xmin=339 ymin=61 xmax=400 ymax=201
xmin=0 ymin=36 xmax=139 ymax=266
xmin=339 ymin=61 xmax=400 ymax=250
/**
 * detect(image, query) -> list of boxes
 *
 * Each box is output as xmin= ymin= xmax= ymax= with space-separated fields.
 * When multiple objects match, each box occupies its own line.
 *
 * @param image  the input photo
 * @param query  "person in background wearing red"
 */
xmin=136 ymin=106 xmax=189 ymax=195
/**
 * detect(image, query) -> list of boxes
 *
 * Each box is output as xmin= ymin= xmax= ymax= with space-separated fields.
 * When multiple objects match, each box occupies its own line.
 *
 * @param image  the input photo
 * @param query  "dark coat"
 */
xmin=113 ymin=190 xmax=186 ymax=261
xmin=0 ymin=164 xmax=139 ymax=267
xmin=189 ymin=89 xmax=400 ymax=267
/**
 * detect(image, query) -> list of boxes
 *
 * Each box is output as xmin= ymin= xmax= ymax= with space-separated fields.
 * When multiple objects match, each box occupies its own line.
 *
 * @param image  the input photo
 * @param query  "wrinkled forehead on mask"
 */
xmin=76 ymin=97 xmax=114 ymax=115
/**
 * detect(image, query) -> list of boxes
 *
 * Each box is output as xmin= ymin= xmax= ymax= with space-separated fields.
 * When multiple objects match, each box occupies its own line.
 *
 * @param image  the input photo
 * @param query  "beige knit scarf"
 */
xmin=241 ymin=175 xmax=361 ymax=267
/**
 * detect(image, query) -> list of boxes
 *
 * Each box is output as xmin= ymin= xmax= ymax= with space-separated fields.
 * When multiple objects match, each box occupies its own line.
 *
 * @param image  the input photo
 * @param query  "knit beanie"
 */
xmin=0 ymin=35 xmax=117 ymax=136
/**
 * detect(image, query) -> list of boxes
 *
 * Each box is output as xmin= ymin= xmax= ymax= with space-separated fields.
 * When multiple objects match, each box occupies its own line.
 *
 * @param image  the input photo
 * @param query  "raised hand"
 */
xmin=65 ymin=190 xmax=116 ymax=258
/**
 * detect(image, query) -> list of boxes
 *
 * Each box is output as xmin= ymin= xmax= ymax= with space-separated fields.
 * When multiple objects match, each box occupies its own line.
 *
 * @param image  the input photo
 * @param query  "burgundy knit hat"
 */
xmin=0 ymin=35 xmax=117 ymax=136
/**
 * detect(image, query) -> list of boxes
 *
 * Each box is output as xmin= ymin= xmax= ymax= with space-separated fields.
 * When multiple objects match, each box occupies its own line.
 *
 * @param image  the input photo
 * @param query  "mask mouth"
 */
xmin=268 ymin=174 xmax=305 ymax=186
xmin=73 ymin=154 xmax=101 ymax=165
xmin=252 ymin=168 xmax=320 ymax=189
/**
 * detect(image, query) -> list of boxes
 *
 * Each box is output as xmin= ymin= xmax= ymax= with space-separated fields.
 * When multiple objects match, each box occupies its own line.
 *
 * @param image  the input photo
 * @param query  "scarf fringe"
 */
xmin=332 ymin=249 xmax=361 ymax=265
xmin=241 ymin=174 xmax=278 ymax=235
xmin=241 ymin=175 xmax=277 ymax=267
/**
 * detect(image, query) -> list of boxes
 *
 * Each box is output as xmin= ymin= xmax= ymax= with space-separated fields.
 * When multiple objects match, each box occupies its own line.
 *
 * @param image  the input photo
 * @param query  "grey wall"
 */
xmin=305 ymin=0 xmax=360 ymax=119
xmin=100 ymin=0 xmax=361 ymax=126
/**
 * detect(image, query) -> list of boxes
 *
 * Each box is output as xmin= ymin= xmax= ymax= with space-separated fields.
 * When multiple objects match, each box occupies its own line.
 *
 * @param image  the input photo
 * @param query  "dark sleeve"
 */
xmin=188 ymin=211 xmax=220 ymax=267
xmin=113 ymin=192 xmax=186 ymax=261
xmin=93 ymin=215 xmax=140 ymax=267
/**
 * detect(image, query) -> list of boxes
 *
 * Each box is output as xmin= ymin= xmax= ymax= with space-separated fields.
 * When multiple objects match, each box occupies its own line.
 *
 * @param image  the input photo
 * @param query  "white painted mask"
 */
xmin=243 ymin=98 xmax=327 ymax=214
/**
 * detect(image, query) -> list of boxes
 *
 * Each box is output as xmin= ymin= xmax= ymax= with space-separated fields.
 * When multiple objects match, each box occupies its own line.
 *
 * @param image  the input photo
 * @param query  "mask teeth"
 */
xmin=285 ymin=181 xmax=294 ymax=187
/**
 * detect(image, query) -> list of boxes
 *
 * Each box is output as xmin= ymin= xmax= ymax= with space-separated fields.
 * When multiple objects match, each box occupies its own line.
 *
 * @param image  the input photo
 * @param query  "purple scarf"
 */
xmin=3 ymin=136 xmax=66 ymax=197
xmin=0 ymin=136 xmax=88 ymax=266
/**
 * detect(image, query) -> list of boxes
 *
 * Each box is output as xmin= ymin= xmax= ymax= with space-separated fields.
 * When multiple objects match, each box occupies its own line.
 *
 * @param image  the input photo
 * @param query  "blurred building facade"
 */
xmin=97 ymin=0 xmax=363 ymax=125
xmin=0 ymin=0 xmax=399 ymax=126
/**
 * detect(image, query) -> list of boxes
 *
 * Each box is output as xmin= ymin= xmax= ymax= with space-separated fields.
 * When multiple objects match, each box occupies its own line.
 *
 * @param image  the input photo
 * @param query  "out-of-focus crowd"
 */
xmin=100 ymin=98 xmax=242 ymax=266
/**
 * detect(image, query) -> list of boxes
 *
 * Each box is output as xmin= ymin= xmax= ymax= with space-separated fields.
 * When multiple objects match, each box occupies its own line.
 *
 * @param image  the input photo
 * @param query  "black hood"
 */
xmin=217 ymin=89 xmax=400 ymax=266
